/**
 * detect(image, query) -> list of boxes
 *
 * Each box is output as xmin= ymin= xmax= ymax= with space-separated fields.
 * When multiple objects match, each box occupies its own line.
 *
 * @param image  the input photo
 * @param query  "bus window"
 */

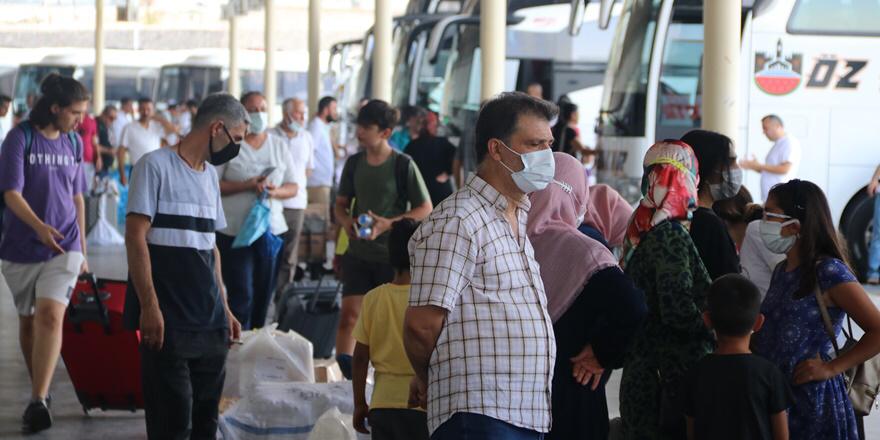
xmin=655 ymin=22 xmax=703 ymax=141
xmin=14 ymin=65 xmax=75 ymax=113
xmin=788 ymin=0 xmax=880 ymax=36
xmin=391 ymin=34 xmax=419 ymax=107
xmin=598 ymin=0 xmax=662 ymax=138
xmin=277 ymin=71 xmax=307 ymax=101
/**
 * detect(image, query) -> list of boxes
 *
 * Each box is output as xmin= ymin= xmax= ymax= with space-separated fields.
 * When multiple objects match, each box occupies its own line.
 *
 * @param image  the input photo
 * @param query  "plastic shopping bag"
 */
xmin=224 ymin=325 xmax=315 ymax=399
xmin=258 ymin=230 xmax=283 ymax=258
xmin=233 ymin=193 xmax=271 ymax=249
xmin=219 ymin=382 xmax=371 ymax=440
xmin=307 ymin=407 xmax=357 ymax=440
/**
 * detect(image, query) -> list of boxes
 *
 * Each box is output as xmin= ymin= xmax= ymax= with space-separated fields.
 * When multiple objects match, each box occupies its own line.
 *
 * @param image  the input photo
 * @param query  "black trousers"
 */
xmin=141 ymin=329 xmax=229 ymax=440
xmin=369 ymin=408 xmax=429 ymax=440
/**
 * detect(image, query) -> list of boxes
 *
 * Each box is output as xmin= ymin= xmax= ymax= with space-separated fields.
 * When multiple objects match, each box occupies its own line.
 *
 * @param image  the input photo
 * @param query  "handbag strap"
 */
xmin=813 ymin=284 xmax=842 ymax=357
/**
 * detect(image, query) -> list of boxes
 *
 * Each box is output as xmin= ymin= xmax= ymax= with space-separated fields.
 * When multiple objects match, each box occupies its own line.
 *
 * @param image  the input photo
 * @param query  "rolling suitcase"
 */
xmin=276 ymin=271 xmax=342 ymax=359
xmin=61 ymin=273 xmax=144 ymax=413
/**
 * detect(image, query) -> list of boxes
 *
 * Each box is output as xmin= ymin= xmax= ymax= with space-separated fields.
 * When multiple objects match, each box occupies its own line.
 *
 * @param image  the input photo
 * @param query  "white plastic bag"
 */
xmin=86 ymin=177 xmax=124 ymax=247
xmin=219 ymin=381 xmax=369 ymax=440
xmin=306 ymin=407 xmax=356 ymax=440
xmin=224 ymin=325 xmax=315 ymax=398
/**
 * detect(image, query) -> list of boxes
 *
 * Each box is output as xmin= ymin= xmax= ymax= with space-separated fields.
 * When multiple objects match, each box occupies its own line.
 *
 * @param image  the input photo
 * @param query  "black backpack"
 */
xmin=340 ymin=150 xmax=413 ymax=213
xmin=0 ymin=121 xmax=82 ymax=211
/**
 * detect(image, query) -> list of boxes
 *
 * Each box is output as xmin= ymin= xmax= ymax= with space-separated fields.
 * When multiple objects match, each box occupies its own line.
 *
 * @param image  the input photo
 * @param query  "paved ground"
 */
xmin=1 ymin=248 xmax=879 ymax=438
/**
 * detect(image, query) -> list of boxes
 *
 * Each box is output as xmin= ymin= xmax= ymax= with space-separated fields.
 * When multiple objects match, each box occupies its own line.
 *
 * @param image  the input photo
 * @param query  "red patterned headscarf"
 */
xmin=622 ymin=140 xmax=699 ymax=265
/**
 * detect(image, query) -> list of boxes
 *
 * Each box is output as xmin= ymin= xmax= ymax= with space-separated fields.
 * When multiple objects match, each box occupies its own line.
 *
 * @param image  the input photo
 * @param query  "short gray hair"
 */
xmin=193 ymin=93 xmax=249 ymax=130
xmin=762 ymin=114 xmax=784 ymax=127
xmin=282 ymin=97 xmax=304 ymax=113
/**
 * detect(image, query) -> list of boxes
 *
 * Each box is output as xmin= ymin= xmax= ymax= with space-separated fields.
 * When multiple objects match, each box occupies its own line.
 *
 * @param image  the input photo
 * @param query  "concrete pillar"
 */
xmin=372 ymin=0 xmax=392 ymax=102
xmin=229 ymin=15 xmax=241 ymax=99
xmin=480 ymin=0 xmax=506 ymax=101
xmin=93 ymin=0 xmax=105 ymax=114
xmin=264 ymin=0 xmax=277 ymax=122
xmin=308 ymin=0 xmax=321 ymax=115
xmin=702 ymin=0 xmax=740 ymax=142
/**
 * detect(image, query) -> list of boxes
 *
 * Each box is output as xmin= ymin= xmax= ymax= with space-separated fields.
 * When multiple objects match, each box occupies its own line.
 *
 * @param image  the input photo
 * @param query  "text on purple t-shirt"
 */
xmin=0 ymin=125 xmax=86 ymax=263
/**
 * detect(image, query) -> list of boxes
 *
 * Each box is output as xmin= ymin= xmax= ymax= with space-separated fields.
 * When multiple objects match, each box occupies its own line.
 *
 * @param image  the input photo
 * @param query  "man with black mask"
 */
xmin=124 ymin=93 xmax=246 ymax=440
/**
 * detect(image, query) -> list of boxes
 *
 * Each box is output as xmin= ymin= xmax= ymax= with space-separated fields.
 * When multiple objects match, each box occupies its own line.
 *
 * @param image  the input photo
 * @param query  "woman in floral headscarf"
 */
xmin=619 ymin=141 xmax=713 ymax=440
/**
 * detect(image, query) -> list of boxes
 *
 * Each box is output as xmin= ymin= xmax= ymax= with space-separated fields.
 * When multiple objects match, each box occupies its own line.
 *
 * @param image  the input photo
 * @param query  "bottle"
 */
xmin=357 ymin=226 xmax=372 ymax=239
xmin=357 ymin=213 xmax=374 ymax=228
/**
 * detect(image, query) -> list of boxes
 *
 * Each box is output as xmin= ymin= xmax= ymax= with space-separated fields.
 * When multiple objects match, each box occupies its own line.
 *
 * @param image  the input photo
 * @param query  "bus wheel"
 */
xmin=841 ymin=190 xmax=874 ymax=281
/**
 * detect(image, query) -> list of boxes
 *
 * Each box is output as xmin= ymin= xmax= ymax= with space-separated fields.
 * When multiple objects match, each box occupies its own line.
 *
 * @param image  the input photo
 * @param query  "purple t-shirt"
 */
xmin=0 ymin=125 xmax=86 ymax=263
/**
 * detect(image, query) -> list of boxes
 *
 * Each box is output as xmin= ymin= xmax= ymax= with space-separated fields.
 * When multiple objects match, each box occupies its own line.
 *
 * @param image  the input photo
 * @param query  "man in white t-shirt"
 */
xmin=110 ymin=97 xmax=136 ymax=148
xmin=740 ymin=114 xmax=801 ymax=201
xmin=307 ymin=96 xmax=338 ymax=214
xmin=118 ymin=98 xmax=177 ymax=186
xmin=272 ymin=97 xmax=316 ymax=296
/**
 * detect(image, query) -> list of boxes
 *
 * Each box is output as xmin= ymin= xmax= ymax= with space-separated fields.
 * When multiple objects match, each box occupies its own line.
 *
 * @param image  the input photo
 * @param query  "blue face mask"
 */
xmin=288 ymin=121 xmax=304 ymax=133
xmin=248 ymin=112 xmax=268 ymax=134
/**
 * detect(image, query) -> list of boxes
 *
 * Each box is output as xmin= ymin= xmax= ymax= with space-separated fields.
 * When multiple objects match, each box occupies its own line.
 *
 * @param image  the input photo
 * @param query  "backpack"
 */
xmin=340 ymin=150 xmax=413 ymax=214
xmin=0 ymin=121 xmax=82 ymax=211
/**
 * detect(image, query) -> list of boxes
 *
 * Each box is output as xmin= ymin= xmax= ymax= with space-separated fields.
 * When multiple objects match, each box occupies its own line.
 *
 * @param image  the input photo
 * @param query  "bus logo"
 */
xmin=754 ymin=39 xmax=803 ymax=96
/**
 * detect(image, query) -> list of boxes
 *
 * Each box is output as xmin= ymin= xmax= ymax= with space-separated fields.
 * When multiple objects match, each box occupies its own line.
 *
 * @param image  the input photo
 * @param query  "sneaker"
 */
xmin=22 ymin=400 xmax=52 ymax=434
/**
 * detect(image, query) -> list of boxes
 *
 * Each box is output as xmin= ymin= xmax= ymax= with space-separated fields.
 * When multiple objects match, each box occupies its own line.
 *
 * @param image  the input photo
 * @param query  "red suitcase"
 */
xmin=61 ymin=273 xmax=144 ymax=413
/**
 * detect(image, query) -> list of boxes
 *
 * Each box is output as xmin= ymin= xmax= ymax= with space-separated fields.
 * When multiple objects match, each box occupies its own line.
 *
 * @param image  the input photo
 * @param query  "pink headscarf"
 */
xmin=584 ymin=184 xmax=634 ymax=248
xmin=528 ymin=153 xmax=620 ymax=322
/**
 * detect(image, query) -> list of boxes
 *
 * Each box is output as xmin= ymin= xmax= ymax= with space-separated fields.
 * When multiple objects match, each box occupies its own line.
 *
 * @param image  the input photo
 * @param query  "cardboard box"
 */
xmin=314 ymin=358 xmax=344 ymax=383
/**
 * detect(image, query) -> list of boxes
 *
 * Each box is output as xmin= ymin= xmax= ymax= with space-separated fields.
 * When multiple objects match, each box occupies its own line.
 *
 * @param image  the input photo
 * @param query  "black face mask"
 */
xmin=209 ymin=124 xmax=241 ymax=166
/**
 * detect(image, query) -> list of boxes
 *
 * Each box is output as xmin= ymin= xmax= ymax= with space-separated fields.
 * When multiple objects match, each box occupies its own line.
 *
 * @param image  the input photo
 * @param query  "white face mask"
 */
xmin=248 ymin=112 xmax=268 ymax=134
xmin=710 ymin=168 xmax=743 ymax=200
xmin=288 ymin=120 xmax=304 ymax=133
xmin=760 ymin=218 xmax=799 ymax=254
xmin=498 ymin=141 xmax=555 ymax=194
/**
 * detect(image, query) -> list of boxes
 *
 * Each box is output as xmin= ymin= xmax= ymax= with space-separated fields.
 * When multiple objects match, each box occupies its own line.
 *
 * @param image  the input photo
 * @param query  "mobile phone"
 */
xmin=259 ymin=166 xmax=276 ymax=179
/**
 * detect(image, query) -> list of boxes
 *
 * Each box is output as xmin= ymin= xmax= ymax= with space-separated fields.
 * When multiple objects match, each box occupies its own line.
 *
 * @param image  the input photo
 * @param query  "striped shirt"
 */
xmin=408 ymin=174 xmax=556 ymax=434
xmin=124 ymin=147 xmax=228 ymax=331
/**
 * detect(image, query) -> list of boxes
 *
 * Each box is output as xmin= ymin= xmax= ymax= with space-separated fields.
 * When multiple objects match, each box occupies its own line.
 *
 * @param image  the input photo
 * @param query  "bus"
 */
xmin=433 ymin=0 xmax=618 ymax=176
xmin=13 ymin=49 xmax=167 ymax=113
xmin=594 ymin=0 xmax=880 ymax=276
xmin=155 ymin=50 xmax=333 ymax=120
xmin=340 ymin=0 xmax=461 ymax=114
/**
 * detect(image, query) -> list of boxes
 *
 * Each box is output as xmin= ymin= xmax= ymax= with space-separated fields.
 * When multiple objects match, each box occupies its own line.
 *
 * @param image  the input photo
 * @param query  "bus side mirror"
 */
xmin=568 ymin=0 xmax=587 ymax=36
xmin=599 ymin=0 xmax=616 ymax=30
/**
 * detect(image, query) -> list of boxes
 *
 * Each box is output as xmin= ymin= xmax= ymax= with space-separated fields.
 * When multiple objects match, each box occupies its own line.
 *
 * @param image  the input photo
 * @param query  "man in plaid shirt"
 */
xmin=404 ymin=92 xmax=558 ymax=439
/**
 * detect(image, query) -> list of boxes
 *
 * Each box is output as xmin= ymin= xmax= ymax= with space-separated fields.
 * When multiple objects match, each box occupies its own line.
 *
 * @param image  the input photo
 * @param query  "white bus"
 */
xmin=13 ymin=49 xmax=168 ymax=113
xmin=594 ymin=0 xmax=880 ymax=275
xmin=155 ymin=50 xmax=333 ymax=118
xmin=433 ymin=0 xmax=618 ymax=175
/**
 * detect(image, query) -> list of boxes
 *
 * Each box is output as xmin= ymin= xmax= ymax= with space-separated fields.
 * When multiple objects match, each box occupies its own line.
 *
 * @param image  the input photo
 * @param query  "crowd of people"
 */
xmin=2 ymin=72 xmax=880 ymax=440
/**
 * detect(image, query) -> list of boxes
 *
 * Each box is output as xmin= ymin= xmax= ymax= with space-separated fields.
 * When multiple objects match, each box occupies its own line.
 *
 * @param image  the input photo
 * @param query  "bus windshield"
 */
xmin=157 ymin=66 xmax=223 ymax=103
xmin=439 ymin=25 xmax=481 ymax=137
xmin=599 ymin=0 xmax=662 ymax=138
xmin=15 ymin=65 xmax=75 ymax=112
xmin=392 ymin=26 xmax=453 ymax=111
xmin=391 ymin=23 xmax=419 ymax=108
xmin=655 ymin=21 xmax=703 ymax=141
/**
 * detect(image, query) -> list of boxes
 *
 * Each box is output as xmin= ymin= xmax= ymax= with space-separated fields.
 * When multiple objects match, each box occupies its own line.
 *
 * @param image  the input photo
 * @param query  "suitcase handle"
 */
xmin=303 ymin=274 xmax=343 ymax=314
xmin=69 ymin=273 xmax=112 ymax=334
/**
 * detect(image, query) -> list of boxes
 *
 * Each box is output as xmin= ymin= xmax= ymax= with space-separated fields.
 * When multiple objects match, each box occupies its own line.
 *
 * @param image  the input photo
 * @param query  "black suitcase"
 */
xmin=276 ymin=273 xmax=342 ymax=359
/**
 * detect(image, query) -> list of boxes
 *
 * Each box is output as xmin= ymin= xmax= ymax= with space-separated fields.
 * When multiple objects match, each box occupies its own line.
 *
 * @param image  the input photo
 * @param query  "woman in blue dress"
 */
xmin=753 ymin=179 xmax=880 ymax=440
